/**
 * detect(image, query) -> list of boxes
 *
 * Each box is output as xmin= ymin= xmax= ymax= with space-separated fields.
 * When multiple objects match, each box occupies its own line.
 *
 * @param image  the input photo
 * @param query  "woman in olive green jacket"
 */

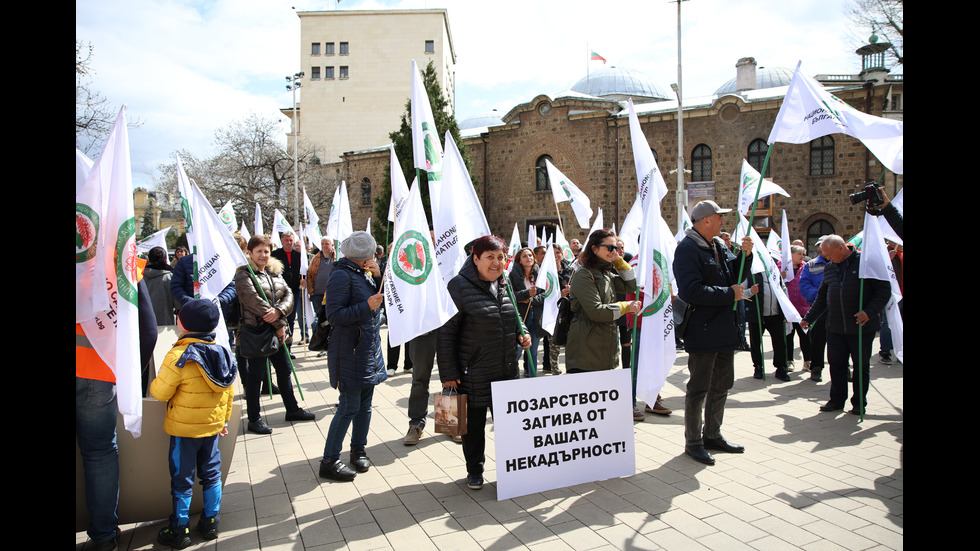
xmin=565 ymin=229 xmax=642 ymax=373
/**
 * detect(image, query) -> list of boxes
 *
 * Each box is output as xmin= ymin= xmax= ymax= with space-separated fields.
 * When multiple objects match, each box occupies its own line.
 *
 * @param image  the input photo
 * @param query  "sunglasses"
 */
xmin=595 ymin=244 xmax=618 ymax=252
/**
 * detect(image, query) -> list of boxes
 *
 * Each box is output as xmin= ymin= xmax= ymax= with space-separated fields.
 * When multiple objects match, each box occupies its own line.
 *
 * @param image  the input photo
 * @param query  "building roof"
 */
xmin=458 ymin=110 xmax=504 ymax=130
xmin=713 ymin=66 xmax=796 ymax=95
xmin=569 ymin=66 xmax=671 ymax=102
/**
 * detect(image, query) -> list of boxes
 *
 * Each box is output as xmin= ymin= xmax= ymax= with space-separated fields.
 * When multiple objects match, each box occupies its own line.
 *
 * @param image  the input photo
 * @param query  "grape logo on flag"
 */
xmin=115 ymin=218 xmax=139 ymax=306
xmin=641 ymin=249 xmax=670 ymax=315
xmin=75 ymin=203 xmax=100 ymax=263
xmin=561 ymin=244 xmax=574 ymax=262
xmin=421 ymin=122 xmax=442 ymax=179
xmin=392 ymin=230 xmax=433 ymax=285
xmin=219 ymin=209 xmax=233 ymax=225
xmin=560 ymin=181 xmax=574 ymax=203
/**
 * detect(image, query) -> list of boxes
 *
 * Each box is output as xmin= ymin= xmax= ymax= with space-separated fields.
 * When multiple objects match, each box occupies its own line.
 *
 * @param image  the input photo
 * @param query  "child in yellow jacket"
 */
xmin=150 ymin=299 xmax=236 ymax=549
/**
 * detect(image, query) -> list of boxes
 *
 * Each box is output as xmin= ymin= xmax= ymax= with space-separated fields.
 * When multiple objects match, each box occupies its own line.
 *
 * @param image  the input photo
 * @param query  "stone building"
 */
xmin=315 ymin=53 xmax=902 ymax=254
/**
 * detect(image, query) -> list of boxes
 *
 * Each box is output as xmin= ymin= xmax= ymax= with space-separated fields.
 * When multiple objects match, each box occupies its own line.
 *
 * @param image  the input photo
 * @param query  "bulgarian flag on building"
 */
xmin=78 ymin=106 xmax=144 ymax=437
xmin=590 ymin=51 xmax=607 ymax=63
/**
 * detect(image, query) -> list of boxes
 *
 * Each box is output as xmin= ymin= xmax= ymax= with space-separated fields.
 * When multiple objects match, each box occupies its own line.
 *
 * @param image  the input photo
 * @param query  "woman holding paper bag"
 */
xmin=565 ymin=229 xmax=642 ymax=373
xmin=439 ymin=235 xmax=531 ymax=491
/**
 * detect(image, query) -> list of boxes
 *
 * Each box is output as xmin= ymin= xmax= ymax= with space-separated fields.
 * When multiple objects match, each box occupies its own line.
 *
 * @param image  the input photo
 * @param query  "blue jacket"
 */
xmin=798 ymin=255 xmax=828 ymax=305
xmin=325 ymin=258 xmax=386 ymax=390
xmin=170 ymin=254 xmax=237 ymax=322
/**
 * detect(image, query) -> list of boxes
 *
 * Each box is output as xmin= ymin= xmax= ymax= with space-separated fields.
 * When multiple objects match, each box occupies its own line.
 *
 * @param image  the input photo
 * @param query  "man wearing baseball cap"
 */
xmin=673 ymin=200 xmax=757 ymax=466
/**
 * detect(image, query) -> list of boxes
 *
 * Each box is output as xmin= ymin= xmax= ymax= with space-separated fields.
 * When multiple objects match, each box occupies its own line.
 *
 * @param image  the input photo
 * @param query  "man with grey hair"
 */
xmin=801 ymin=235 xmax=890 ymax=415
xmin=673 ymin=200 xmax=757 ymax=466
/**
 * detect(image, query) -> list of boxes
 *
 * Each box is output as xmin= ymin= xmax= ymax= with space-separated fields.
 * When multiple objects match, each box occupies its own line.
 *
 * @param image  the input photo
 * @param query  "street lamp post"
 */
xmin=286 ymin=71 xmax=304 ymax=231
xmin=672 ymin=0 xmax=689 ymax=227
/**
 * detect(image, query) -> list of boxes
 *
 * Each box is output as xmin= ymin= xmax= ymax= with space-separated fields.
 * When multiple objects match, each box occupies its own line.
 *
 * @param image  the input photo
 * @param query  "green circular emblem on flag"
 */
xmin=641 ymin=249 xmax=670 ymax=317
xmin=541 ymin=273 xmax=558 ymax=298
xmin=115 ymin=218 xmax=139 ymax=306
xmin=392 ymin=230 xmax=433 ymax=285
xmin=179 ymin=195 xmax=194 ymax=233
xmin=76 ymin=203 xmax=100 ymax=264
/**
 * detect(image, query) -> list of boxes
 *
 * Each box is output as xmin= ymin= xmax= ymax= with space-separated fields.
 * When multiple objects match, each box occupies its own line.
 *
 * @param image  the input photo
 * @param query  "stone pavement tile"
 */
xmin=798 ymin=519 xmax=877 ymax=551
xmin=695 ymin=530 xmax=759 ymax=551
xmin=397 ymin=488 xmax=445 ymax=514
xmin=429 ymin=530 xmax=485 ymax=551
xmin=331 ymin=499 xmax=377 ymax=529
xmin=641 ymin=526 xmax=711 ymax=551
xmin=702 ymin=495 xmax=769 ymax=523
xmin=638 ymin=508 xmax=717 ymax=539
xmin=339 ymin=521 xmax=392 ymax=551
xmin=593 ymin=522 xmax=660 ymax=550
xmin=456 ymin=510 xmax=513 ymax=542
xmin=254 ymin=491 xmax=296 ymax=520
xmin=702 ymin=511 xmax=768 ymax=543
xmin=254 ymin=513 xmax=302 ymax=547
xmin=526 ymin=536 xmax=575 ymax=551
xmin=549 ymin=518 xmax=617 ymax=551
xmin=853 ymin=523 xmax=902 ymax=551
xmin=501 ymin=516 xmax=562 ymax=546
xmin=415 ymin=510 xmax=465 ymax=538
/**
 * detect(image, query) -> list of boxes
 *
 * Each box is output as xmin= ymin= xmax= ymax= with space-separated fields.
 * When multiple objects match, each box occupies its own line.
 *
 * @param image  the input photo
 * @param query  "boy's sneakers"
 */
xmin=197 ymin=515 xmax=219 ymax=540
xmin=158 ymin=524 xmax=191 ymax=549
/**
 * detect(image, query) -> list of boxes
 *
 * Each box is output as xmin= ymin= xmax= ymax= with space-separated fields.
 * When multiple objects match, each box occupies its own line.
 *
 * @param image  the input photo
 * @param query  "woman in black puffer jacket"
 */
xmin=439 ymin=235 xmax=531 ymax=491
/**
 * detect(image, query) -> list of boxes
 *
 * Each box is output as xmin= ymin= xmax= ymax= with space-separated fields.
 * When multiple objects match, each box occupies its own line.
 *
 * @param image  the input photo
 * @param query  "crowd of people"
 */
xmin=77 ymin=193 xmax=903 ymax=549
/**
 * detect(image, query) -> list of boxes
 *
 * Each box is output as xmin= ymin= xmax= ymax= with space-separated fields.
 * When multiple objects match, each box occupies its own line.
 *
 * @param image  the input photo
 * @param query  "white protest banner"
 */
xmin=254 ymin=203 xmax=263 ymax=236
xmin=387 ymin=144 xmax=411 ymax=226
xmin=535 ymin=235 xmax=561 ymax=336
xmin=492 ymin=370 xmax=635 ymax=501
xmin=218 ymin=200 xmax=236 ymax=232
xmin=76 ymin=148 xmax=109 ymax=321
xmin=859 ymin=212 xmax=903 ymax=362
xmin=303 ymin=187 xmax=323 ymax=245
xmin=239 ymin=221 xmax=250 ymax=240
xmin=738 ymin=159 xmax=790 ymax=216
xmin=505 ymin=223 xmax=521 ymax=274
xmin=410 ymin=59 xmax=443 ymax=181
xmin=627 ymin=98 xmax=668 ymax=207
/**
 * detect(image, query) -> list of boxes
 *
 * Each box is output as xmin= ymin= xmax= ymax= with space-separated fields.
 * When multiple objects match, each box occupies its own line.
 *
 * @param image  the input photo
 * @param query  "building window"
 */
xmin=325 ymin=42 xmax=334 ymax=55
xmin=806 ymin=220 xmax=835 ymax=255
xmin=535 ymin=155 xmax=553 ymax=191
xmin=809 ymin=136 xmax=835 ymax=176
xmin=325 ymin=66 xmax=334 ymax=79
xmin=311 ymin=66 xmax=320 ymax=79
xmin=691 ymin=144 xmax=711 ymax=182
xmin=425 ymin=40 xmax=435 ymax=53
xmin=340 ymin=42 xmax=349 ymax=55
xmin=339 ymin=66 xmax=348 ymax=79
xmin=748 ymin=138 xmax=770 ymax=177
xmin=311 ymin=42 xmax=320 ymax=55
xmin=361 ymin=178 xmax=372 ymax=205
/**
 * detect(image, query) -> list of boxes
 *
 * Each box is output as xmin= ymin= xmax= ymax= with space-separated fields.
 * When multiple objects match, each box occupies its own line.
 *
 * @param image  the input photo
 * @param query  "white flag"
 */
xmin=430 ymin=131 xmax=491 ymax=283
xmin=505 ymin=223 xmax=522 ymax=275
xmin=76 ymin=148 xmax=109 ymax=321
xmin=769 ymin=61 xmax=903 ymax=174
xmin=735 ymin=214 xmax=802 ymax=324
xmin=780 ymin=210 xmax=793 ymax=282
xmin=535 ymin=235 xmax=562 ymax=336
xmin=174 ymin=155 xmax=246 ymax=355
xmin=273 ymin=208 xmax=296 ymax=237
xmin=674 ymin=207 xmax=692 ymax=243
xmin=858 ymin=212 xmax=903 ymax=362
xmin=619 ymin=197 xmax=642 ymax=257
xmin=587 ymin=208 xmax=603 ymax=242
xmin=879 ymin=188 xmax=903 ymax=246
xmin=136 ymin=226 xmax=172 ymax=254
xmin=553 ymin=226 xmax=575 ymax=264
xmin=384 ymin=176 xmax=458 ymax=347
xmin=634 ymin=174 xmax=675 ymax=406
xmin=766 ymin=229 xmax=782 ymax=262
xmin=79 ymin=106 xmax=143 ymax=437
xmin=218 ymin=201 xmax=237 ymax=232
xmin=527 ymin=224 xmax=536 ymax=247
xmin=410 ymin=59 xmax=444 ymax=182
xmin=387 ymin=144 xmax=411 ymax=226
xmin=628 ymin=98 xmax=669 ymax=208
xmin=254 ymin=203 xmax=263 ymax=236
xmin=738 ymin=159 xmax=790 ymax=216
xmin=545 ymin=159 xmax=593 ymax=229
xmin=303 ymin=188 xmax=323 ymax=245
xmin=327 ymin=181 xmax=353 ymax=247
xmin=239 ymin=221 xmax=250 ymax=240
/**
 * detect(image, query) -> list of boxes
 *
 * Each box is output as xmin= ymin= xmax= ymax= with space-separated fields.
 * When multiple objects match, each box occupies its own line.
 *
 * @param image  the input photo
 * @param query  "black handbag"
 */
xmin=308 ymin=321 xmax=331 ymax=351
xmin=237 ymin=269 xmax=281 ymax=358
xmin=238 ymin=322 xmax=280 ymax=358
xmin=551 ymin=296 xmax=573 ymax=346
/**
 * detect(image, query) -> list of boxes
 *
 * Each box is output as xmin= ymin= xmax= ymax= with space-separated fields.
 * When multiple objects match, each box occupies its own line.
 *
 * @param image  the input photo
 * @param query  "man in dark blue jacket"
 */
xmin=673 ymin=200 xmax=757 ymax=466
xmin=801 ymin=235 xmax=891 ymax=415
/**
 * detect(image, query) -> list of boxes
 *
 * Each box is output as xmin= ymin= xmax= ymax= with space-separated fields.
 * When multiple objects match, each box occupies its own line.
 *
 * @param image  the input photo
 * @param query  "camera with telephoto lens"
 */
xmin=849 ymin=181 xmax=884 ymax=209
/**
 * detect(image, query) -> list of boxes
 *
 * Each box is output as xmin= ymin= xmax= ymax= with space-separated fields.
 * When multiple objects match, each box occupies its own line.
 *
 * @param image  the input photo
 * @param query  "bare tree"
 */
xmin=846 ymin=0 xmax=903 ymax=67
xmin=76 ymin=40 xmax=143 ymax=156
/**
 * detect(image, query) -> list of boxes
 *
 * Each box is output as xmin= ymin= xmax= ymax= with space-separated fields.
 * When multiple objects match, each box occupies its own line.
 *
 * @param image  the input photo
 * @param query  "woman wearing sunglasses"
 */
xmin=565 ymin=229 xmax=642 ymax=374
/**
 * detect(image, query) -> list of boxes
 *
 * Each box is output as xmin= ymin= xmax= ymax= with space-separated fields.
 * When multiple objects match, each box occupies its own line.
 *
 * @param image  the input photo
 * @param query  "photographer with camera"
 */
xmin=852 ymin=182 xmax=903 ymax=240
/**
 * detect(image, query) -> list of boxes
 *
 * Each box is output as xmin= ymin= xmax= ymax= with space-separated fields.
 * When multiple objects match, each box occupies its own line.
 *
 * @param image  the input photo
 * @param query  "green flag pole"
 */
xmin=503 ymin=275 xmax=537 ymax=377
xmin=734 ymin=144 xmax=774 ymax=310
xmin=243 ymin=260 xmax=305 ymax=401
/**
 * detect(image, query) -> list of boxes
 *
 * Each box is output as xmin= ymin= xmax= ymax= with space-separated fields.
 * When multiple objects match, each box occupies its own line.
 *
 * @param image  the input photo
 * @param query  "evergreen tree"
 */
xmin=372 ymin=60 xmax=476 ymax=248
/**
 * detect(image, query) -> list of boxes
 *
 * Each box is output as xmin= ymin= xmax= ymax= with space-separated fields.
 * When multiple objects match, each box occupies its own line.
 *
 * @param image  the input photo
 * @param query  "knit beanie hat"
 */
xmin=178 ymin=298 xmax=220 ymax=333
xmin=340 ymin=231 xmax=377 ymax=262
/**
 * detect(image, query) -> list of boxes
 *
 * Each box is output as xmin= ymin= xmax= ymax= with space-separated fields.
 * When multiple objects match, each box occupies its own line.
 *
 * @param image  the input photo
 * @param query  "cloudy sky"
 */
xmin=77 ymin=0 xmax=874 ymax=189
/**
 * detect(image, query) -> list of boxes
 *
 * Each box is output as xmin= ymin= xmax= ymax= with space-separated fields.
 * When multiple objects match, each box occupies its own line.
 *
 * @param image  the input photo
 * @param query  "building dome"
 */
xmin=570 ymin=66 xmax=671 ymax=102
xmin=458 ymin=109 xmax=504 ymax=130
xmin=714 ymin=66 xmax=795 ymax=95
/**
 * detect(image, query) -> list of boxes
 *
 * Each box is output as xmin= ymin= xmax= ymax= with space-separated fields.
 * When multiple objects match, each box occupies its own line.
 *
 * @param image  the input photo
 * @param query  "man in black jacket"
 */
xmin=801 ymin=235 xmax=891 ymax=415
xmin=673 ymin=200 xmax=757 ymax=466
